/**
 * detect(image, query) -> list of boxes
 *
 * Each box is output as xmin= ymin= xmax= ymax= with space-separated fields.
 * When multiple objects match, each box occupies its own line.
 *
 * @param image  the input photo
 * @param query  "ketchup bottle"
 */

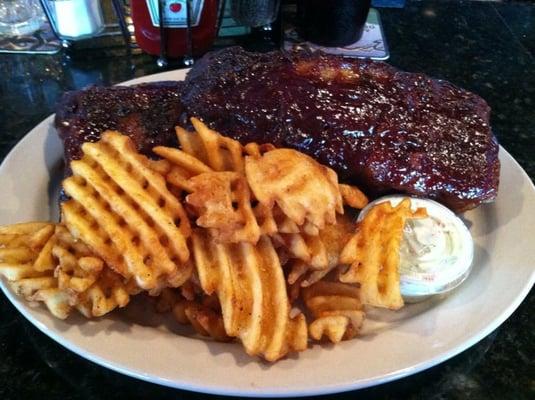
xmin=130 ymin=0 xmax=218 ymax=58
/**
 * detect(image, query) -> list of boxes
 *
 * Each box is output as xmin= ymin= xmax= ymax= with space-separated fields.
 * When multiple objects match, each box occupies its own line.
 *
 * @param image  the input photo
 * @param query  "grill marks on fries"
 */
xmin=62 ymin=131 xmax=191 ymax=291
xmin=340 ymin=199 xmax=427 ymax=310
xmin=191 ymin=229 xmax=307 ymax=361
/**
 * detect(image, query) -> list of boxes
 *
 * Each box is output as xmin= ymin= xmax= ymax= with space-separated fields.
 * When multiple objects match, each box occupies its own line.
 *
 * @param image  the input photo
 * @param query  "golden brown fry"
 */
xmin=54 ymin=225 xmax=103 ymax=293
xmin=176 ymin=298 xmax=230 ymax=342
xmin=275 ymin=233 xmax=327 ymax=271
xmin=191 ymin=229 xmax=307 ymax=361
xmin=245 ymin=149 xmax=343 ymax=232
xmin=186 ymin=118 xmax=246 ymax=172
xmin=0 ymin=120 xmax=387 ymax=360
xmin=0 ymin=222 xmax=72 ymax=319
xmin=0 ymin=222 xmax=138 ymax=319
xmin=303 ymin=281 xmax=364 ymax=343
xmin=61 ymin=131 xmax=191 ymax=291
xmin=339 ymin=183 xmax=369 ymax=209
xmin=155 ymin=288 xmax=230 ymax=342
xmin=75 ymin=268 xmax=135 ymax=318
xmin=155 ymin=119 xmax=367 ymax=261
xmin=29 ymin=288 xmax=73 ymax=319
xmin=339 ymin=198 xmax=427 ymax=310
xmin=281 ymin=213 xmax=356 ymax=288
xmin=157 ymin=120 xmax=341 ymax=248
xmin=186 ymin=171 xmax=261 ymax=243
xmin=0 ymin=222 xmax=52 ymax=236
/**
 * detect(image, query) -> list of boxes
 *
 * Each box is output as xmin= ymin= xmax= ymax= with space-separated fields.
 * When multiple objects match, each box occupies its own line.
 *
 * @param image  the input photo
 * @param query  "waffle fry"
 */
xmin=174 ymin=296 xmax=229 ymax=342
xmin=155 ymin=288 xmax=230 ymax=341
xmin=0 ymin=222 xmax=139 ymax=319
xmin=161 ymin=120 xmax=366 ymax=211
xmin=52 ymin=224 xmax=139 ymax=317
xmin=245 ymin=148 xmax=343 ymax=232
xmin=339 ymin=184 xmax=368 ymax=210
xmin=0 ymin=119 xmax=428 ymax=362
xmin=155 ymin=119 xmax=366 ymax=250
xmin=339 ymin=198 xmax=427 ymax=310
xmin=54 ymin=225 xmax=103 ymax=294
xmin=283 ymin=213 xmax=356 ymax=288
xmin=182 ymin=118 xmax=247 ymax=172
xmin=61 ymin=131 xmax=191 ymax=291
xmin=274 ymin=232 xmax=327 ymax=270
xmin=191 ymin=229 xmax=308 ymax=361
xmin=154 ymin=121 xmax=325 ymax=244
xmin=303 ymin=281 xmax=364 ymax=343
xmin=186 ymin=171 xmax=261 ymax=243
xmin=0 ymin=222 xmax=72 ymax=319
xmin=176 ymin=299 xmax=230 ymax=342
xmin=75 ymin=268 xmax=136 ymax=318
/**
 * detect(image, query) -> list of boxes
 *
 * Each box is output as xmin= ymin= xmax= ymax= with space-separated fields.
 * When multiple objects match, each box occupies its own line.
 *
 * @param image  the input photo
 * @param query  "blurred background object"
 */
xmin=230 ymin=0 xmax=280 ymax=29
xmin=40 ymin=0 xmax=104 ymax=40
xmin=297 ymin=0 xmax=371 ymax=46
xmin=284 ymin=8 xmax=388 ymax=60
xmin=130 ymin=0 xmax=219 ymax=61
xmin=0 ymin=0 xmax=44 ymax=36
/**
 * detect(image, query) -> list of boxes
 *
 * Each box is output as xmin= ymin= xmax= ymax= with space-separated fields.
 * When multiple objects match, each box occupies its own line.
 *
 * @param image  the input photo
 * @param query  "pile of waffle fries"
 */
xmin=0 ymin=118 xmax=425 ymax=361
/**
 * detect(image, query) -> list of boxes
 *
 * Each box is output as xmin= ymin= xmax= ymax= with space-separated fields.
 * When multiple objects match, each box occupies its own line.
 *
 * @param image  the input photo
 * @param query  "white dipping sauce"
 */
xmin=358 ymin=195 xmax=474 ymax=302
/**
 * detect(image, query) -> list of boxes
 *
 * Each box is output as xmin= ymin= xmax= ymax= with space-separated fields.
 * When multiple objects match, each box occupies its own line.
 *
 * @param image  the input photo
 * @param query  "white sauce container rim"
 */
xmin=357 ymin=195 xmax=474 ymax=302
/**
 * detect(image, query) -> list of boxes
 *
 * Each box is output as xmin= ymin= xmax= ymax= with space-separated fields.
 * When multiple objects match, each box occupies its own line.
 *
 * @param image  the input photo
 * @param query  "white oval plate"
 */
xmin=0 ymin=70 xmax=534 ymax=397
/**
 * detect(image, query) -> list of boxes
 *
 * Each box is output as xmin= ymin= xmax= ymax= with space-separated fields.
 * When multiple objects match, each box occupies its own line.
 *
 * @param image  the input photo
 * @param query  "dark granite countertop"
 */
xmin=0 ymin=1 xmax=533 ymax=399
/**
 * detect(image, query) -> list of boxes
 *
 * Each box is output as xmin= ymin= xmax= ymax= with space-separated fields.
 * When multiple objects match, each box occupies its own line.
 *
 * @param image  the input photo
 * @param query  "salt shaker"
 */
xmin=40 ymin=0 xmax=104 ymax=40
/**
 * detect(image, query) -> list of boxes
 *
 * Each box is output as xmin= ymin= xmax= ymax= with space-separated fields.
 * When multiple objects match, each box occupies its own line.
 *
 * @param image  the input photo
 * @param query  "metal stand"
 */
xmin=111 ymin=0 xmax=132 ymax=56
xmin=183 ymin=0 xmax=194 ymax=66
xmin=157 ymin=0 xmax=168 ymax=68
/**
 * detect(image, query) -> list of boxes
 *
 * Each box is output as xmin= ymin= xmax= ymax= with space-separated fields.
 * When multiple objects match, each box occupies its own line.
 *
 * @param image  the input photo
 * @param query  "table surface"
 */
xmin=0 ymin=1 xmax=533 ymax=399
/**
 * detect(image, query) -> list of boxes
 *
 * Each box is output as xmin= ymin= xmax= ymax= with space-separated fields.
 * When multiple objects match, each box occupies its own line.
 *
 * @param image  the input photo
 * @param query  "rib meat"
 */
xmin=55 ymin=81 xmax=183 ymax=171
xmin=55 ymin=48 xmax=500 ymax=212
xmin=181 ymin=47 xmax=499 ymax=212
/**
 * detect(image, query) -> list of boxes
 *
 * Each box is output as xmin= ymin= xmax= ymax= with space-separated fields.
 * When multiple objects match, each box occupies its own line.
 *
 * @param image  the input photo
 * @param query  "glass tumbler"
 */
xmin=297 ymin=0 xmax=371 ymax=47
xmin=0 ymin=0 xmax=44 ymax=36
xmin=230 ymin=0 xmax=280 ymax=28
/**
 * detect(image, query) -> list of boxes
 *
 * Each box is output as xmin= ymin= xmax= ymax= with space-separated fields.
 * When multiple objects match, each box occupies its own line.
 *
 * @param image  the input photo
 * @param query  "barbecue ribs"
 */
xmin=55 ymin=47 xmax=500 ymax=212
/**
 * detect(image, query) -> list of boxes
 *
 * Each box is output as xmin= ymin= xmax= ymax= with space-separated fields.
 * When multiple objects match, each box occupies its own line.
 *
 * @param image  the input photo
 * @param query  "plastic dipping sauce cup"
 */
xmin=358 ymin=195 xmax=475 ymax=303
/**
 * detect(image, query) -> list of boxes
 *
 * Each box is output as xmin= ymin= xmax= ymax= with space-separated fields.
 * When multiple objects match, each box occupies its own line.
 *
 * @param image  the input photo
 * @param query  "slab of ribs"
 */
xmin=55 ymin=47 xmax=500 ymax=212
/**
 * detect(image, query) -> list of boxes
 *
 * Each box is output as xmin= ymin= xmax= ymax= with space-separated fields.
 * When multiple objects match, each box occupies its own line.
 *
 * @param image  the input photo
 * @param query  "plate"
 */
xmin=1 ymin=70 xmax=534 ymax=397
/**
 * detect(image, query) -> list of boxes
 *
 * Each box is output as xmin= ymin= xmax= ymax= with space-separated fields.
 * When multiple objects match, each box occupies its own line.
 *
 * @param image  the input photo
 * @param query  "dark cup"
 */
xmin=297 ymin=0 xmax=371 ymax=47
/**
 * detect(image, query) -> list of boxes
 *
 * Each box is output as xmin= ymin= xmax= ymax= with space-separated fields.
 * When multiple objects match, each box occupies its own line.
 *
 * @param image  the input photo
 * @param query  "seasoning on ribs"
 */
xmin=181 ymin=47 xmax=500 ymax=212
xmin=55 ymin=81 xmax=184 ymax=171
